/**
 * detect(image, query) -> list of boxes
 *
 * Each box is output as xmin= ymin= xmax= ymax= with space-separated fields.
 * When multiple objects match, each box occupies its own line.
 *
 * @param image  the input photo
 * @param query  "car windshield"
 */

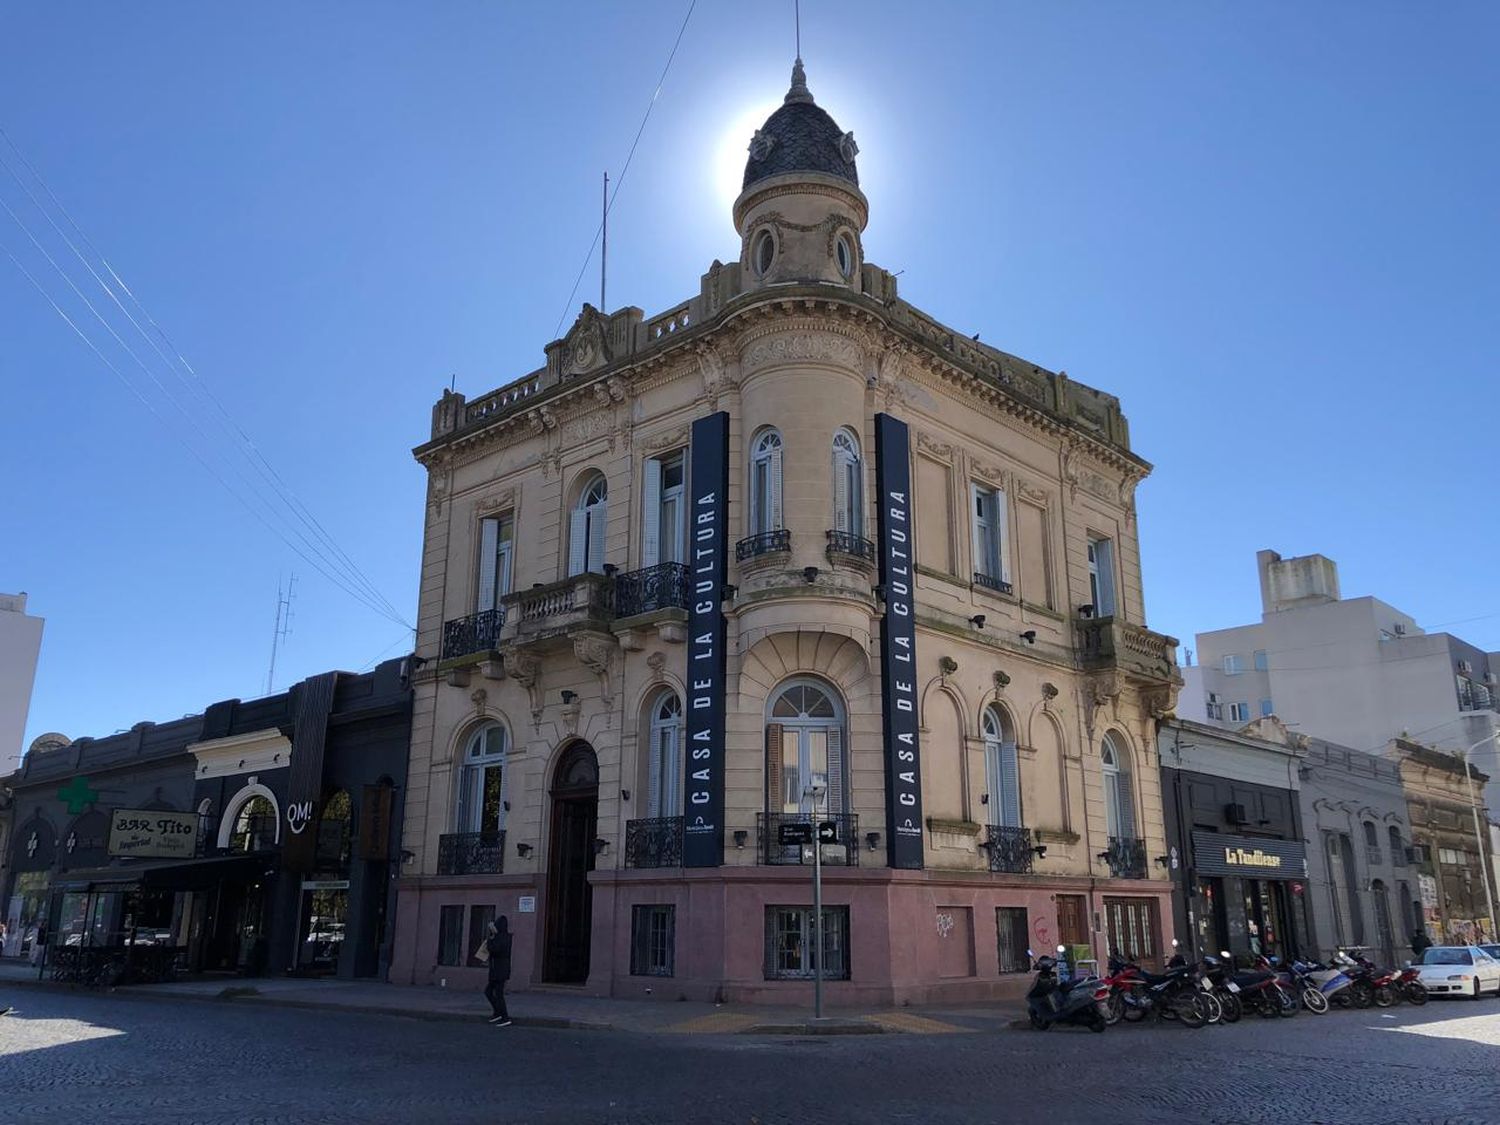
xmin=1421 ymin=948 xmax=1473 ymax=966
xmin=1481 ymin=945 xmax=1500 ymax=959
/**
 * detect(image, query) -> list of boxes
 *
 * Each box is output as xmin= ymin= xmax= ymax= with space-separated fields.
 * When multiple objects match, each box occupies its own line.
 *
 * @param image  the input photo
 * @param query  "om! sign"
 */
xmin=108 ymin=809 xmax=199 ymax=858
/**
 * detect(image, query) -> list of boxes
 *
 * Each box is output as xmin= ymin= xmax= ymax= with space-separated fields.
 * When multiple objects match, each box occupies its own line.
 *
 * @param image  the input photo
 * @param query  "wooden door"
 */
xmin=544 ymin=743 xmax=599 ymax=983
xmin=1056 ymin=894 xmax=1089 ymax=948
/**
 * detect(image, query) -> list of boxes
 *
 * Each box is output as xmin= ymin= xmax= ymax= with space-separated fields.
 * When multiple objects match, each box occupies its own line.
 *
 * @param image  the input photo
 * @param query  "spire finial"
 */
xmin=785 ymin=57 xmax=814 ymax=105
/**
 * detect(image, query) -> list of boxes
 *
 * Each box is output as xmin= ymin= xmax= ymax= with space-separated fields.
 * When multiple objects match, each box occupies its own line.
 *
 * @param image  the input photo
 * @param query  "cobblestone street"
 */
xmin=3 ymin=990 xmax=1499 ymax=1124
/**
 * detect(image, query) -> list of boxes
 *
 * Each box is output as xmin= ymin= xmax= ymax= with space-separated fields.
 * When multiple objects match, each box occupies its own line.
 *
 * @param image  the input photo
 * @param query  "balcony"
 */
xmin=436 ymin=830 xmax=506 ymax=876
xmin=826 ymin=530 xmax=876 ymax=569
xmin=1367 ymin=846 xmax=1384 ymax=867
xmin=503 ymin=573 xmax=613 ymax=645
xmin=624 ymin=817 xmax=685 ymax=868
xmin=1102 ymin=835 xmax=1147 ymax=880
xmin=973 ymin=571 xmax=1013 ymax=596
xmin=757 ymin=812 xmax=860 ymax=867
xmin=1076 ymin=616 xmax=1179 ymax=683
xmin=614 ymin=563 xmax=689 ymax=619
xmin=735 ymin=529 xmax=791 ymax=563
xmin=441 ymin=608 xmax=506 ymax=661
xmin=982 ymin=825 xmax=1036 ymax=874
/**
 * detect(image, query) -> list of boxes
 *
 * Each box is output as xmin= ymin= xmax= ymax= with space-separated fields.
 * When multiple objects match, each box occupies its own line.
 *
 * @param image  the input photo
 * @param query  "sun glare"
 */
xmin=711 ymin=100 xmax=781 ymax=211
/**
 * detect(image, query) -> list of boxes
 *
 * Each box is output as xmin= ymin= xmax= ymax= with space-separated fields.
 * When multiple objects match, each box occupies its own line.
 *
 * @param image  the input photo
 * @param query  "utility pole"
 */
xmin=265 ymin=573 xmax=296 ymax=696
xmin=805 ymin=780 xmax=827 ymax=1020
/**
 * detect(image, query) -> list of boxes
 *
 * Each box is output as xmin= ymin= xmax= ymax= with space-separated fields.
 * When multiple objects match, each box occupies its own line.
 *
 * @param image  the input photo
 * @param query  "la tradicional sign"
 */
xmin=1191 ymin=830 xmax=1306 ymax=879
xmin=107 ymin=809 xmax=199 ymax=859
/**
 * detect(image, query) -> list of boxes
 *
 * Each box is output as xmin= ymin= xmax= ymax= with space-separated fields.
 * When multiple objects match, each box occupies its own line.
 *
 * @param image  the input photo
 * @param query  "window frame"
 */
xmin=568 ymin=473 xmax=609 ymax=576
xmin=437 ymin=904 xmax=465 ymax=967
xmin=831 ymin=428 xmax=863 ymax=537
xmin=646 ymin=691 xmax=684 ymax=819
xmin=1086 ymin=535 xmax=1116 ymax=617
xmin=1101 ymin=733 xmax=1136 ymax=841
xmin=766 ymin=679 xmax=848 ymax=817
xmin=476 ymin=512 xmax=514 ymax=613
xmin=981 ymin=704 xmax=1021 ymax=829
xmin=629 ymin=904 xmax=676 ymax=977
xmin=970 ymin=481 xmax=1009 ymax=588
xmin=763 ymin=905 xmax=851 ymax=981
xmin=1228 ymin=701 xmax=1250 ymax=723
xmin=642 ymin=451 xmax=686 ymax=568
xmin=456 ymin=723 xmax=509 ymax=835
xmin=749 ymin=428 xmax=785 ymax=536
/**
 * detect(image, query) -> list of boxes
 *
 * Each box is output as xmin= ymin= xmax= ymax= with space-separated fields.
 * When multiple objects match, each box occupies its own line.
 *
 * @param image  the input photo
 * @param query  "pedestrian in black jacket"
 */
xmin=484 ymin=916 xmax=513 ymax=1026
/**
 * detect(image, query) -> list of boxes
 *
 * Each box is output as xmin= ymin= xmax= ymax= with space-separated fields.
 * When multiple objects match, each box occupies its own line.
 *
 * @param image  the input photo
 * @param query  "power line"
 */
xmin=550 ymin=0 xmax=697 ymax=341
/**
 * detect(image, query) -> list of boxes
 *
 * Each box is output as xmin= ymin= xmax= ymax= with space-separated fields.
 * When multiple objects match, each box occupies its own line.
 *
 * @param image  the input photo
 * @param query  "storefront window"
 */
xmin=230 ymin=796 xmax=277 ymax=853
xmin=296 ymin=886 xmax=349 ymax=974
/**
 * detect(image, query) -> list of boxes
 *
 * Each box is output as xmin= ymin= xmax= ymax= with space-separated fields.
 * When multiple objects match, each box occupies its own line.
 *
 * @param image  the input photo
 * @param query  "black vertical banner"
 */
xmin=875 ymin=413 xmax=925 ymax=870
xmin=684 ymin=411 xmax=729 ymax=867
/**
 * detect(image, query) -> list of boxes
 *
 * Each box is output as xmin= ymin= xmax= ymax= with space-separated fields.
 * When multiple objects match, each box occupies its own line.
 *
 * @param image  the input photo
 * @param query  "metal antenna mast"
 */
xmin=795 ymin=0 xmax=801 ymax=57
xmin=600 ymin=171 xmax=609 ymax=311
xmin=265 ymin=573 xmax=296 ymax=696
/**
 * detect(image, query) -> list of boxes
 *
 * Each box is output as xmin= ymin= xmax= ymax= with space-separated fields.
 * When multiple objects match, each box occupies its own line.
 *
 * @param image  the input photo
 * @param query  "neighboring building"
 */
xmin=1392 ymin=737 xmax=1495 ymax=946
xmin=0 ymin=593 xmax=44 ymax=767
xmin=2 ymin=660 xmax=412 ymax=978
xmin=1295 ymin=730 xmax=1415 ymax=966
xmin=1188 ymin=550 xmax=1500 ymax=810
xmin=391 ymin=60 xmax=1181 ymax=1006
xmin=1158 ymin=718 xmax=1312 ymax=964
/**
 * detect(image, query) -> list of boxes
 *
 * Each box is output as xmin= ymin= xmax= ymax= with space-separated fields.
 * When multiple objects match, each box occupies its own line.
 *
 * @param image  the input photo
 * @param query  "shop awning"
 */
xmin=1192 ymin=830 xmax=1308 ymax=880
xmin=52 ymin=853 xmax=278 ymax=894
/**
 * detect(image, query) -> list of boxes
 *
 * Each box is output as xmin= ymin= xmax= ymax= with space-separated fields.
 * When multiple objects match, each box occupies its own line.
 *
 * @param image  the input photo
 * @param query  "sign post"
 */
xmin=805 ymin=782 xmax=828 ymax=1020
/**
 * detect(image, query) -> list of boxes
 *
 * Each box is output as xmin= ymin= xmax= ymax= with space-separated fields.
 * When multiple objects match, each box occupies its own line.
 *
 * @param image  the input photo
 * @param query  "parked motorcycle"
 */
xmin=1109 ymin=952 xmax=1211 ymax=1028
xmin=1026 ymin=949 xmax=1109 ymax=1033
xmin=1201 ymin=955 xmax=1243 ymax=1023
xmin=1260 ymin=955 xmax=1329 ymax=1013
xmin=1226 ymin=953 xmax=1297 ymax=1019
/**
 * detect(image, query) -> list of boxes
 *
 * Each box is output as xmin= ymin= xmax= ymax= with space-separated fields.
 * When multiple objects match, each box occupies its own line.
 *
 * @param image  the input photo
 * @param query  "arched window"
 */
xmin=316 ymin=789 xmax=353 ymax=870
xmin=456 ymin=723 xmax=509 ymax=836
xmin=750 ymin=428 xmax=784 ymax=535
xmin=1389 ymin=825 xmax=1406 ymax=866
xmin=568 ymin=473 xmax=608 ymax=576
xmin=982 ymin=705 xmax=1021 ymax=828
xmin=646 ymin=691 xmax=684 ymax=818
xmin=831 ymin=428 xmax=863 ymax=537
xmin=1101 ymin=733 xmax=1136 ymax=842
xmin=766 ymin=679 xmax=846 ymax=815
xmin=230 ymin=795 xmax=277 ymax=853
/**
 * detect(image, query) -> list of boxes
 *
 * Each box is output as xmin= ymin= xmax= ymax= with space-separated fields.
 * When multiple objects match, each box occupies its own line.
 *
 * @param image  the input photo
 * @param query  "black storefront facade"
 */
xmin=2 ymin=659 xmax=411 ymax=982
xmin=1159 ymin=719 xmax=1314 ymax=964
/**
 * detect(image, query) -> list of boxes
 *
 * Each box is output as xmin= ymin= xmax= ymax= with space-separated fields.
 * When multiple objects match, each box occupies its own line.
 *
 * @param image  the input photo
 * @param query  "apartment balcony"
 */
xmin=972 ymin=571 xmax=1013 ymax=596
xmin=1101 ymin=835 xmax=1147 ymax=880
xmin=982 ymin=825 xmax=1036 ymax=874
xmin=735 ymin=529 xmax=791 ymax=570
xmin=757 ymin=812 xmax=860 ymax=867
xmin=1076 ymin=615 xmax=1179 ymax=684
xmin=436 ymin=830 xmax=506 ymax=876
xmin=1367 ymin=845 xmax=1385 ymax=867
xmin=440 ymin=608 xmax=506 ymax=662
xmin=502 ymin=573 xmax=614 ymax=647
xmin=613 ymin=563 xmax=689 ymax=620
xmin=825 ymin=530 xmax=876 ymax=574
xmin=623 ymin=817 xmax=685 ymax=868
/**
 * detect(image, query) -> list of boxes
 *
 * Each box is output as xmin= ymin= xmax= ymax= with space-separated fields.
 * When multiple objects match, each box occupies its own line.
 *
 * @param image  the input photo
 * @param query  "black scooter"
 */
xmin=1026 ymin=947 xmax=1108 ymax=1032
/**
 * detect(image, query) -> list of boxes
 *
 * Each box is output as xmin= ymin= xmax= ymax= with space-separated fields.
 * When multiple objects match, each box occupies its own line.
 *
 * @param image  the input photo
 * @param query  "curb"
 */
xmin=741 ymin=1020 xmax=888 ymax=1036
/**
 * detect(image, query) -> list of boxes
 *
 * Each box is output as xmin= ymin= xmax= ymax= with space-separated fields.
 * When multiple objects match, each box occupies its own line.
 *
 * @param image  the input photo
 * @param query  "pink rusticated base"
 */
xmin=390 ymin=868 xmax=1176 ymax=1007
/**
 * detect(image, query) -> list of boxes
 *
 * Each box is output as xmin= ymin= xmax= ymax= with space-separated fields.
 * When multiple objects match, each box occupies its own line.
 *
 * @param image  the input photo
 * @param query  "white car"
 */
xmin=1413 ymin=946 xmax=1500 ymax=998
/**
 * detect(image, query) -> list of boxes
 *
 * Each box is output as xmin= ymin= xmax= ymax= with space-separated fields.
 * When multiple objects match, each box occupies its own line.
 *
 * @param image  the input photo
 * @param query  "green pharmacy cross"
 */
xmin=58 ymin=776 xmax=100 ymax=814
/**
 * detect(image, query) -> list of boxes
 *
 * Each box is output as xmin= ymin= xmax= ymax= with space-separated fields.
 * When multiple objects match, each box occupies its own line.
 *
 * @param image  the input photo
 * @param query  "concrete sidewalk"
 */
xmin=0 ymin=957 xmax=1023 ymax=1035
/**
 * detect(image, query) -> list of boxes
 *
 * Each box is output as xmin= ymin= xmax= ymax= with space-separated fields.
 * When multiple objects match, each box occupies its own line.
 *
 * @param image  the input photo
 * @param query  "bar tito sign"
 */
xmin=875 ymin=413 xmax=925 ymax=869
xmin=684 ymin=411 xmax=730 ymax=867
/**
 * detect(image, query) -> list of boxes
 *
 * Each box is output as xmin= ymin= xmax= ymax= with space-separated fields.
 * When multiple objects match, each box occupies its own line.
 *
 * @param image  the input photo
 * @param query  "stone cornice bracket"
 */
xmin=1041 ymin=682 xmax=1060 ymax=711
xmin=502 ymin=646 xmax=543 ymax=726
xmin=1139 ymin=683 xmax=1177 ymax=721
xmin=1083 ymin=671 xmax=1123 ymax=739
xmin=646 ymin=651 xmax=667 ymax=683
xmin=426 ymin=460 xmax=452 ymax=517
xmin=573 ymin=633 xmax=617 ymax=708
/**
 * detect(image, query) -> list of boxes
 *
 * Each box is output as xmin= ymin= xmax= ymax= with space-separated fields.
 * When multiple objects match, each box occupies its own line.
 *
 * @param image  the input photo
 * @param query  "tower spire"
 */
xmin=785 ymin=57 xmax=814 ymax=105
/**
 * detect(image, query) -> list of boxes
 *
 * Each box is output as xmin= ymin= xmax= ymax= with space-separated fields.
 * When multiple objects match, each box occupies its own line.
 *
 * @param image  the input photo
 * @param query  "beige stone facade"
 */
xmin=389 ymin=62 xmax=1180 ymax=1005
xmin=1395 ymin=738 xmax=1495 ymax=944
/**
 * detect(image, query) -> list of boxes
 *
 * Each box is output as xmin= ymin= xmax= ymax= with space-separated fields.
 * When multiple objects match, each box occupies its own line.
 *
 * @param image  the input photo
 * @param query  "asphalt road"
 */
xmin=2 ymin=990 xmax=1499 ymax=1124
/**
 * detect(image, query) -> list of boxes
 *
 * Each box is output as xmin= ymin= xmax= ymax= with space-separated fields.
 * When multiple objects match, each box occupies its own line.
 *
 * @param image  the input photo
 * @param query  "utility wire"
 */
xmin=550 ymin=0 xmax=697 ymax=341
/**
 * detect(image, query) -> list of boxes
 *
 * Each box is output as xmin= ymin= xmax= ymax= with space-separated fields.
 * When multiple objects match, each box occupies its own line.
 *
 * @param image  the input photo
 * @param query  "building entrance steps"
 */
xmin=0 ymin=957 xmax=1021 ymax=1034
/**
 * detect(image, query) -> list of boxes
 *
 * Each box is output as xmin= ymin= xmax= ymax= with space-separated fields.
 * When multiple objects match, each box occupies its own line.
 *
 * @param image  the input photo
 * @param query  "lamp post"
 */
xmin=1460 ymin=731 xmax=1499 ymax=943
xmin=804 ymin=780 xmax=828 ymax=1020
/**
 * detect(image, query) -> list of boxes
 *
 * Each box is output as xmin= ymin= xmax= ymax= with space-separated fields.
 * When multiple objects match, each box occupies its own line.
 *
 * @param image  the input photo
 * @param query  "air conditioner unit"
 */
xmin=1393 ymin=623 xmax=1406 ymax=636
xmin=1224 ymin=802 xmax=1249 ymax=826
xmin=1485 ymin=672 xmax=1497 ymax=687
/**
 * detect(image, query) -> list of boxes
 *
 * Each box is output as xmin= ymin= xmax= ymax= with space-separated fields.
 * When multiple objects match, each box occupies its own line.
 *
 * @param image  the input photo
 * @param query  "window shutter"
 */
xmin=1000 ymin=741 xmax=1021 ymax=829
xmin=984 ymin=738 xmax=1001 ymax=828
xmin=477 ymin=518 xmax=499 ymax=612
xmin=664 ymin=722 xmax=681 ymax=816
xmin=826 ymin=727 xmax=845 ymax=815
xmin=766 ymin=723 xmax=784 ymax=813
xmin=455 ymin=765 xmax=473 ymax=832
xmin=587 ymin=502 xmax=607 ymax=573
xmin=1116 ymin=766 xmax=1136 ymax=839
xmin=833 ymin=451 xmax=850 ymax=534
xmin=642 ymin=457 xmax=662 ymax=568
xmin=970 ymin=484 xmax=988 ymax=577
xmin=567 ymin=507 xmax=588 ymax=576
xmin=994 ymin=488 xmax=1010 ymax=585
xmin=647 ymin=723 xmax=663 ymax=819
xmin=770 ymin=446 xmax=784 ymax=529
xmin=1097 ymin=538 xmax=1116 ymax=616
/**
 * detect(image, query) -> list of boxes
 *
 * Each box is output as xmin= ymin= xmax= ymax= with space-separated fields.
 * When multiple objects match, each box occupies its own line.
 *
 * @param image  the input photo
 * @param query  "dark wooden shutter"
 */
xmin=766 ymin=723 xmax=784 ymax=813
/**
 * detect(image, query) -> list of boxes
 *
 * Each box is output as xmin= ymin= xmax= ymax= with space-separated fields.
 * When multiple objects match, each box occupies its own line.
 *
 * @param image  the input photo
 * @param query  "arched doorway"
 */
xmin=544 ymin=741 xmax=598 ymax=983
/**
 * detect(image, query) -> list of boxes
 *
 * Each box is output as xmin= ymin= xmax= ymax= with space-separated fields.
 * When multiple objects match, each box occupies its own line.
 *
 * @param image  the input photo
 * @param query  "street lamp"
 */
xmin=804 ymin=779 xmax=828 ymax=1021
xmin=1460 ymin=731 xmax=1499 ymax=943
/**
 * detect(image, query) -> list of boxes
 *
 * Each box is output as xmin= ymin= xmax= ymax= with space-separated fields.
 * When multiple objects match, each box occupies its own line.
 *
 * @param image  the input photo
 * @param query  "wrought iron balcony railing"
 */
xmin=982 ymin=825 xmax=1036 ymax=874
xmin=973 ymin=571 xmax=1014 ymax=596
xmin=735 ymin=529 xmax=791 ymax=562
xmin=825 ymin=530 xmax=876 ymax=562
xmin=624 ymin=817 xmax=685 ymax=868
xmin=436 ymin=830 xmax=506 ymax=876
xmin=756 ymin=812 xmax=859 ymax=867
xmin=1103 ymin=835 xmax=1147 ymax=879
xmin=1367 ymin=845 xmax=1384 ymax=867
xmin=614 ymin=563 xmax=689 ymax=618
xmin=441 ymin=608 xmax=506 ymax=661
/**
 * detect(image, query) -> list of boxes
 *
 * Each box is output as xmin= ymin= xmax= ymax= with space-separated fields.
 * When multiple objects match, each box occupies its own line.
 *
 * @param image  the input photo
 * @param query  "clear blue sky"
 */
xmin=3 ymin=2 xmax=1497 ymax=756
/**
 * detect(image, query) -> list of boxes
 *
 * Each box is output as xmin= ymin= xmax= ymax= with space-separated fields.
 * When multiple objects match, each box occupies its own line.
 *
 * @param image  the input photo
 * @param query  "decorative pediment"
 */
xmin=562 ymin=305 xmax=612 ymax=377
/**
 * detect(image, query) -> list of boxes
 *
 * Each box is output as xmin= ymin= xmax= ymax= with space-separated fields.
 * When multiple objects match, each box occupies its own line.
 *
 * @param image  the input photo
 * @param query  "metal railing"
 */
xmin=614 ymin=563 xmax=689 ymax=618
xmin=756 ymin=812 xmax=860 ymax=867
xmin=1367 ymin=845 xmax=1384 ymax=867
xmin=624 ymin=817 xmax=685 ymax=868
xmin=826 ymin=530 xmax=876 ymax=562
xmin=973 ymin=571 xmax=1013 ymax=595
xmin=436 ymin=830 xmax=506 ymax=876
xmin=735 ymin=529 xmax=791 ymax=562
xmin=983 ymin=825 xmax=1036 ymax=874
xmin=1103 ymin=835 xmax=1147 ymax=879
xmin=441 ymin=608 xmax=506 ymax=660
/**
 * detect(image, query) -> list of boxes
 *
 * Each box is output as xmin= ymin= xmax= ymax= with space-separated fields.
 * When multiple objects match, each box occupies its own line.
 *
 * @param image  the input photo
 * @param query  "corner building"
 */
xmin=391 ymin=62 xmax=1181 ymax=1004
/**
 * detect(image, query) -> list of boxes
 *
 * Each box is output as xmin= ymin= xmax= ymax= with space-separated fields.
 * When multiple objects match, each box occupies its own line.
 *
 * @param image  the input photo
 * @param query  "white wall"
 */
xmin=0 ymin=593 xmax=44 ymax=765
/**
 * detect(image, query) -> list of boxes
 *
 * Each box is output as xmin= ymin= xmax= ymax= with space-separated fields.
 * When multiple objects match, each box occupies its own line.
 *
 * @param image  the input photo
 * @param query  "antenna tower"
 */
xmin=266 ymin=573 xmax=297 ymax=696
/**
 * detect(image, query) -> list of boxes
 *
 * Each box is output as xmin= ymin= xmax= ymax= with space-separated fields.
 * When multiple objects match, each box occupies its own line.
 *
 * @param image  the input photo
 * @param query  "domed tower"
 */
xmin=735 ymin=59 xmax=867 ymax=292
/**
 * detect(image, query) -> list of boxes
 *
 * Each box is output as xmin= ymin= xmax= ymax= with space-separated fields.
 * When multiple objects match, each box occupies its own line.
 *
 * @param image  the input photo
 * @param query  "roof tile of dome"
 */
xmin=742 ymin=60 xmax=859 ymax=191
